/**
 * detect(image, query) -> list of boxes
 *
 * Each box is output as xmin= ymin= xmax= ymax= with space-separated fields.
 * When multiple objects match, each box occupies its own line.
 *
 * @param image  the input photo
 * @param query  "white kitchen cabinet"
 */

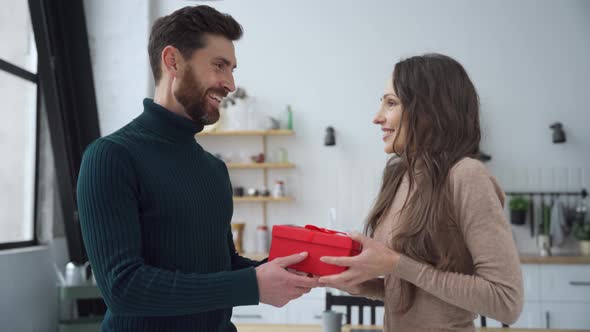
xmin=231 ymin=264 xmax=590 ymax=329
xmin=541 ymin=302 xmax=590 ymax=329
xmin=474 ymin=301 xmax=542 ymax=328
xmin=285 ymin=298 xmax=325 ymax=324
xmin=531 ymin=263 xmax=590 ymax=330
xmin=231 ymin=303 xmax=287 ymax=324
xmin=510 ymin=301 xmax=543 ymax=328
xmin=539 ymin=265 xmax=590 ymax=302
xmin=284 ymin=288 xmax=326 ymax=324
xmin=521 ymin=264 xmax=541 ymax=301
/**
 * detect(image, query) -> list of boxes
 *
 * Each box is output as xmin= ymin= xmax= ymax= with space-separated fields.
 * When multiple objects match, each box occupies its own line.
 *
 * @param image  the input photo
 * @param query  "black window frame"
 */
xmin=0 ymin=55 xmax=40 ymax=249
xmin=15 ymin=0 xmax=101 ymax=263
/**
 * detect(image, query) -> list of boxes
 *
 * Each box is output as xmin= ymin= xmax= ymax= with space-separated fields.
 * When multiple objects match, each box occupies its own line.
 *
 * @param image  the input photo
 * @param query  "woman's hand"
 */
xmin=318 ymin=233 xmax=399 ymax=290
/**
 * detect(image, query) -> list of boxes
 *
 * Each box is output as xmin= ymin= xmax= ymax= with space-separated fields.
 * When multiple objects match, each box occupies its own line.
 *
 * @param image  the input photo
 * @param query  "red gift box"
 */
xmin=268 ymin=224 xmax=362 ymax=276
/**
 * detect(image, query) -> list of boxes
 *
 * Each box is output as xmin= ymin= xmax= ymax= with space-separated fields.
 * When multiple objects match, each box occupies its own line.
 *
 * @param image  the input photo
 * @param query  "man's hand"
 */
xmin=255 ymin=252 xmax=319 ymax=307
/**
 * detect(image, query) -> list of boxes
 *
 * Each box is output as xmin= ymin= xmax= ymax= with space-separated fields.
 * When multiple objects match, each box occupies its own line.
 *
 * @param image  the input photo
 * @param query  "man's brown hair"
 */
xmin=148 ymin=5 xmax=242 ymax=84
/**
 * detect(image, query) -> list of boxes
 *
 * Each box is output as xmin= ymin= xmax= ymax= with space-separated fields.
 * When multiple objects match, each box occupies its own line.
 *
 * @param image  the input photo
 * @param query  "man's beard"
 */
xmin=174 ymin=65 xmax=222 ymax=126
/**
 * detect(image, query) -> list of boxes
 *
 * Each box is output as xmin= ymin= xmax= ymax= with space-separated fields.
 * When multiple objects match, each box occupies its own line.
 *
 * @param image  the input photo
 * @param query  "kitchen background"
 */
xmin=1 ymin=0 xmax=589 ymax=331
xmin=88 ymin=0 xmax=590 ymax=254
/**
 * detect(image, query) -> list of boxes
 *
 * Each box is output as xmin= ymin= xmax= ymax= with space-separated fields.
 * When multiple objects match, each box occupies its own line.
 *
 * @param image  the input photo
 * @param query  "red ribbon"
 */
xmin=304 ymin=224 xmax=347 ymax=236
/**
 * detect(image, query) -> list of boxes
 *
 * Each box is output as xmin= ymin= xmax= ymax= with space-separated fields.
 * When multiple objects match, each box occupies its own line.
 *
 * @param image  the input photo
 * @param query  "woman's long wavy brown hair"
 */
xmin=365 ymin=54 xmax=481 ymax=313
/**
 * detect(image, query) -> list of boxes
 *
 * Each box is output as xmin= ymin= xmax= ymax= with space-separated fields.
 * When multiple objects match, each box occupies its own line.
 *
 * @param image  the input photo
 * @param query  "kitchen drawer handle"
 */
xmin=569 ymin=281 xmax=590 ymax=286
xmin=233 ymin=314 xmax=263 ymax=319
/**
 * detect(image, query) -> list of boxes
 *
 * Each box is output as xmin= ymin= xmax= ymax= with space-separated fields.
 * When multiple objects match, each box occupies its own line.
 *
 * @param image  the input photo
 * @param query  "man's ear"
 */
xmin=161 ymin=46 xmax=181 ymax=78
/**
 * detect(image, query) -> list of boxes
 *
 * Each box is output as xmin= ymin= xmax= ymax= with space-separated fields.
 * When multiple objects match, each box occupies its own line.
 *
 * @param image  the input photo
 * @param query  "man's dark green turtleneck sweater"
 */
xmin=77 ymin=99 xmax=262 ymax=332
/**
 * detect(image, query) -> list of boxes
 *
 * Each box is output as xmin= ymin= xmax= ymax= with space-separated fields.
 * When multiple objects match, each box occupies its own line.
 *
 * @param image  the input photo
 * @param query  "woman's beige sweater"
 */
xmin=359 ymin=158 xmax=523 ymax=331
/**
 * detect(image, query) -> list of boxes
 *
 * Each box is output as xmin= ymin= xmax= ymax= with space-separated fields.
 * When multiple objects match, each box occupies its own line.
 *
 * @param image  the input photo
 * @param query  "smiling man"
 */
xmin=77 ymin=6 xmax=317 ymax=332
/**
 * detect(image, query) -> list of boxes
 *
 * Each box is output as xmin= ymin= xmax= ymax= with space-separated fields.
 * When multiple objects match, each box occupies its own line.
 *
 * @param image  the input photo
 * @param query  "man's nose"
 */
xmin=223 ymin=73 xmax=236 ymax=93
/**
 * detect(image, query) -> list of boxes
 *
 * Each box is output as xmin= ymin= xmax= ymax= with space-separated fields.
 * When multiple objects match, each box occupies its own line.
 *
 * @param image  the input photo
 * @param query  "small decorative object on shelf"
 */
xmin=266 ymin=116 xmax=280 ymax=130
xmin=274 ymin=147 xmax=288 ymax=163
xmin=259 ymin=188 xmax=270 ymax=197
xmin=231 ymin=223 xmax=246 ymax=254
xmin=250 ymin=152 xmax=265 ymax=163
xmin=272 ymin=180 xmax=285 ymax=198
xmin=256 ymin=225 xmax=269 ymax=253
xmin=233 ymin=186 xmax=244 ymax=197
xmin=285 ymin=105 xmax=293 ymax=130
xmin=219 ymin=87 xmax=251 ymax=131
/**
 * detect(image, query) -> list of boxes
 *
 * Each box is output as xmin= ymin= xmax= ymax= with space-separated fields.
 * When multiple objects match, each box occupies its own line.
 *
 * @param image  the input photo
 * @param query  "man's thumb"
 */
xmin=274 ymin=252 xmax=308 ymax=268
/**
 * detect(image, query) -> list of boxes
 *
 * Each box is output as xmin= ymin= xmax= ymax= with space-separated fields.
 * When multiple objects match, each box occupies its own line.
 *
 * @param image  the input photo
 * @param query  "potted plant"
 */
xmin=573 ymin=221 xmax=590 ymax=256
xmin=218 ymin=87 xmax=253 ymax=130
xmin=508 ymin=195 xmax=528 ymax=225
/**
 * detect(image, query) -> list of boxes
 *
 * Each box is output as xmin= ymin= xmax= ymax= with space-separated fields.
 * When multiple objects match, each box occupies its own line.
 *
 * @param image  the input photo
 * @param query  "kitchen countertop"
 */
xmin=519 ymin=254 xmax=590 ymax=264
xmin=235 ymin=324 xmax=590 ymax=332
xmin=243 ymin=253 xmax=590 ymax=265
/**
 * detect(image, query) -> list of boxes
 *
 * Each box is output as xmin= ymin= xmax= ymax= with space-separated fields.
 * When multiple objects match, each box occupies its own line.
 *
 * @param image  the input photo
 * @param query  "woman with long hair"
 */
xmin=319 ymin=54 xmax=523 ymax=331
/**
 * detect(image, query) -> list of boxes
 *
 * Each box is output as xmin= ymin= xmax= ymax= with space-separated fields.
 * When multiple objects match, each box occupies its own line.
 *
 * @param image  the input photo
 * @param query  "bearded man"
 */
xmin=76 ymin=6 xmax=317 ymax=332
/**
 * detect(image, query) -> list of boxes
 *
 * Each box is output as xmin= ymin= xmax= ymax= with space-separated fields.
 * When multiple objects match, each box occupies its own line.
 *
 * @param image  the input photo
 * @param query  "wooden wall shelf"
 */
xmin=198 ymin=129 xmax=295 ymax=225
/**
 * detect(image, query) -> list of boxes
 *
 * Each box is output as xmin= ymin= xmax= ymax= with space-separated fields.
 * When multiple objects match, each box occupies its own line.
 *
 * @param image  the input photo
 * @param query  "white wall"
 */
xmin=83 ymin=0 xmax=152 ymax=136
xmin=87 ymin=0 xmax=590 ymax=254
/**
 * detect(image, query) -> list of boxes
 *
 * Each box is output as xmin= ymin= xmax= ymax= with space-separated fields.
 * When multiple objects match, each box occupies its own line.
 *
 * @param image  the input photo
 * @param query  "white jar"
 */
xmin=256 ymin=225 xmax=269 ymax=253
xmin=272 ymin=181 xmax=285 ymax=198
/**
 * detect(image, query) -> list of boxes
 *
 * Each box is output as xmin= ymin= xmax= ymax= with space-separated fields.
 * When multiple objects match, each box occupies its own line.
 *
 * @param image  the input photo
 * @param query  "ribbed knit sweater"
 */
xmin=358 ymin=158 xmax=523 ymax=331
xmin=77 ymin=99 xmax=262 ymax=332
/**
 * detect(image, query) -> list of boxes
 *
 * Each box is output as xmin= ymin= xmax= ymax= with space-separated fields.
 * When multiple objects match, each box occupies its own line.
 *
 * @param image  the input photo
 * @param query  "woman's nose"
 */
xmin=373 ymin=113 xmax=384 ymax=124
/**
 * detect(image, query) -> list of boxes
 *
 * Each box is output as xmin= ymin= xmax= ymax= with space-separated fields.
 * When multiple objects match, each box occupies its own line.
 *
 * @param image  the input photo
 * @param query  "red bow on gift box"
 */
xmin=304 ymin=224 xmax=348 ymax=236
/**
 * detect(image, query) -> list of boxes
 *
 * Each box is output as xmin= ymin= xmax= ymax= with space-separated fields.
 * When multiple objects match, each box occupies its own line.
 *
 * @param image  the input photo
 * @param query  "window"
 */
xmin=0 ymin=1 xmax=38 ymax=247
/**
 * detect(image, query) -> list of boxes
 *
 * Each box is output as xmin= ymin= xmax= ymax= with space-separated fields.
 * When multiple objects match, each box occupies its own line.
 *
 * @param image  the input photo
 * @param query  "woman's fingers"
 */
xmin=320 ymin=255 xmax=354 ymax=267
xmin=318 ymin=269 xmax=355 ymax=284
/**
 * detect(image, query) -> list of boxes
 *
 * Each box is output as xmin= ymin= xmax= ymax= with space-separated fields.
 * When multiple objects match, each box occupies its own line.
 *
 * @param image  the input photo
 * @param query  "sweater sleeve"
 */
xmin=77 ymin=139 xmax=259 ymax=317
xmin=357 ymin=278 xmax=385 ymax=301
xmin=391 ymin=159 xmax=523 ymax=324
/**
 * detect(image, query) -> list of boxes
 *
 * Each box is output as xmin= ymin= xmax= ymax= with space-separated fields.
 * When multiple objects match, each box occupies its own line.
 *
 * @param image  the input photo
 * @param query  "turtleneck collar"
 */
xmin=135 ymin=98 xmax=204 ymax=143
